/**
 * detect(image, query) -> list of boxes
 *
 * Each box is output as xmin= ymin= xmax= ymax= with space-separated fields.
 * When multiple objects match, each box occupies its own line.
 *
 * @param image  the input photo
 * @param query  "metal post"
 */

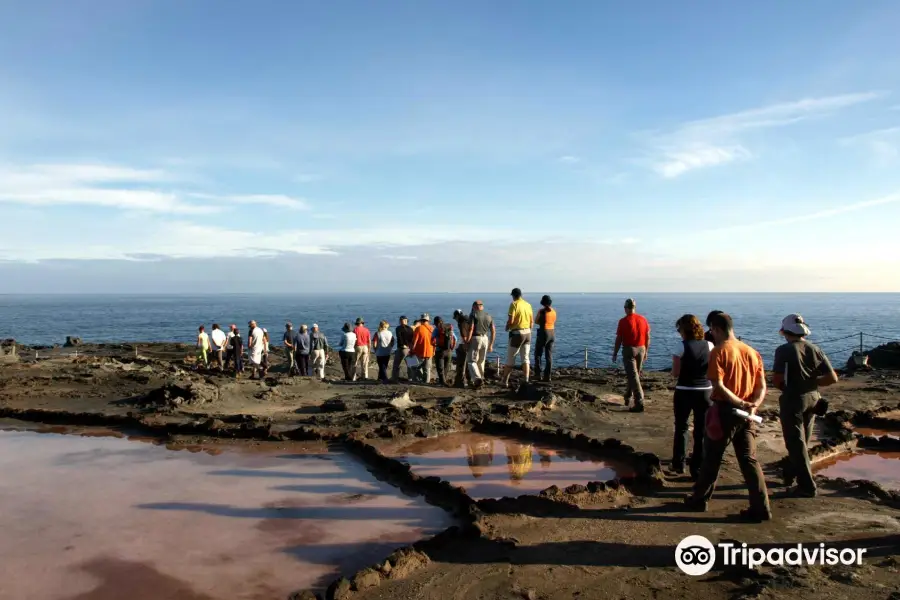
xmin=859 ymin=332 xmax=864 ymax=354
xmin=135 ymin=345 xmax=138 ymax=358
xmin=495 ymin=356 xmax=500 ymax=371
xmin=584 ymin=347 xmax=588 ymax=369
xmin=35 ymin=351 xmax=38 ymax=360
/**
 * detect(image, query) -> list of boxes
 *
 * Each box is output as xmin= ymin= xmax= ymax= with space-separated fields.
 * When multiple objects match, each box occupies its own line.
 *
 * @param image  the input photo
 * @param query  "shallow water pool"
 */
xmin=815 ymin=450 xmax=900 ymax=491
xmin=382 ymin=432 xmax=634 ymax=499
xmin=0 ymin=429 xmax=455 ymax=599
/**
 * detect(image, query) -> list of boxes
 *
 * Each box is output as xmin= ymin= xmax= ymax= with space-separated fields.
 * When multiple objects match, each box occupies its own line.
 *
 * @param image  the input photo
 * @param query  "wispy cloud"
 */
xmin=188 ymin=193 xmax=309 ymax=210
xmin=557 ymin=155 xmax=581 ymax=164
xmin=647 ymin=91 xmax=887 ymax=178
xmin=840 ymin=126 xmax=900 ymax=165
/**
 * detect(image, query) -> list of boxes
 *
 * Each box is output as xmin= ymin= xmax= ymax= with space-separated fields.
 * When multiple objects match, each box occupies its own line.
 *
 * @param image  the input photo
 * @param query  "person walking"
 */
xmin=310 ymin=324 xmax=329 ymax=379
xmin=210 ymin=324 xmax=227 ymax=371
xmin=391 ymin=316 xmax=415 ymax=382
xmin=466 ymin=300 xmax=496 ymax=388
xmin=374 ymin=320 xmax=395 ymax=383
xmin=684 ymin=312 xmax=771 ymax=522
xmin=294 ymin=324 xmax=311 ymax=376
xmin=452 ymin=309 xmax=473 ymax=388
xmin=534 ymin=295 xmax=557 ymax=382
xmin=353 ymin=318 xmax=371 ymax=381
xmin=773 ymin=314 xmax=839 ymax=498
xmin=247 ymin=320 xmax=265 ymax=379
xmin=432 ymin=316 xmax=457 ymax=386
xmin=283 ymin=323 xmax=296 ymax=374
xmin=196 ymin=326 xmax=211 ymax=368
xmin=411 ymin=314 xmax=435 ymax=383
xmin=500 ymin=288 xmax=534 ymax=388
xmin=612 ymin=298 xmax=651 ymax=412
xmin=338 ymin=323 xmax=357 ymax=381
xmin=231 ymin=326 xmax=244 ymax=376
xmin=671 ymin=314 xmax=714 ymax=479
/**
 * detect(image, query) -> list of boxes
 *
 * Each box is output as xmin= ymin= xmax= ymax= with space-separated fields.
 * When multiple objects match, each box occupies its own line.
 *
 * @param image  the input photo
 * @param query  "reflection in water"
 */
xmin=854 ymin=426 xmax=900 ymax=438
xmin=386 ymin=432 xmax=634 ymax=499
xmin=0 ymin=430 xmax=455 ymax=600
xmin=815 ymin=450 xmax=900 ymax=491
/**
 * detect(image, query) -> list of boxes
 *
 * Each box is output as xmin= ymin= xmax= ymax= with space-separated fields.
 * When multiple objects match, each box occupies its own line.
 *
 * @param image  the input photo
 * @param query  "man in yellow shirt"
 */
xmin=501 ymin=287 xmax=534 ymax=387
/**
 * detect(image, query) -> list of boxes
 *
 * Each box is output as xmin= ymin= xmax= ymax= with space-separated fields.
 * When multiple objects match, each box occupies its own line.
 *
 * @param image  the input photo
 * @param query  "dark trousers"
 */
xmin=534 ymin=330 xmax=555 ymax=378
xmin=435 ymin=349 xmax=452 ymax=385
xmin=339 ymin=351 xmax=355 ymax=381
xmin=453 ymin=345 xmax=471 ymax=387
xmin=295 ymin=352 xmax=310 ymax=376
xmin=780 ymin=394 xmax=817 ymax=493
xmin=233 ymin=349 xmax=243 ymax=374
xmin=376 ymin=355 xmax=391 ymax=382
xmin=672 ymin=388 xmax=711 ymax=476
xmin=693 ymin=406 xmax=771 ymax=514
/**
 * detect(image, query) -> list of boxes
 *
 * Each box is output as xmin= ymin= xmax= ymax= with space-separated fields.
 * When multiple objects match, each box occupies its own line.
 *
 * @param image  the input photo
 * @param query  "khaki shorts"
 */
xmin=506 ymin=330 xmax=531 ymax=366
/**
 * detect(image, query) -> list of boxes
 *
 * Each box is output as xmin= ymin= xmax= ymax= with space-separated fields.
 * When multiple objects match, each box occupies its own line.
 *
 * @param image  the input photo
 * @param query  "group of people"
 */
xmin=194 ymin=288 xmax=559 ymax=388
xmin=656 ymin=307 xmax=838 ymax=522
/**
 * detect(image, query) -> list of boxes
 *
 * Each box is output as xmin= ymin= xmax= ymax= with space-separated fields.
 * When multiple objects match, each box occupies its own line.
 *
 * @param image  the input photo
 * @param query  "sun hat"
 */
xmin=780 ymin=314 xmax=811 ymax=336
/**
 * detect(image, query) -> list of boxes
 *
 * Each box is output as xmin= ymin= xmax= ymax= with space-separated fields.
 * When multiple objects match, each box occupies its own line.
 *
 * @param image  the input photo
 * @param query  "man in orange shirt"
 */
xmin=684 ymin=312 xmax=771 ymax=522
xmin=411 ymin=313 xmax=435 ymax=384
xmin=612 ymin=298 xmax=650 ymax=412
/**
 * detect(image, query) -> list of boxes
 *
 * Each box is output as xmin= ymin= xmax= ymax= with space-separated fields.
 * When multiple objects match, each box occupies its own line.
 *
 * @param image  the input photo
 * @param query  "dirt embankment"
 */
xmin=2 ymin=343 xmax=900 ymax=600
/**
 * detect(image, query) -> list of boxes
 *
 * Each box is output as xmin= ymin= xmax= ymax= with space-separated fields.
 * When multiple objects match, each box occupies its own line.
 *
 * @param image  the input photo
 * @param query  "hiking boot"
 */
xmin=682 ymin=496 xmax=708 ymax=512
xmin=781 ymin=486 xmax=817 ymax=499
xmin=473 ymin=379 xmax=484 ymax=389
xmin=629 ymin=403 xmax=645 ymax=413
xmin=738 ymin=508 xmax=772 ymax=523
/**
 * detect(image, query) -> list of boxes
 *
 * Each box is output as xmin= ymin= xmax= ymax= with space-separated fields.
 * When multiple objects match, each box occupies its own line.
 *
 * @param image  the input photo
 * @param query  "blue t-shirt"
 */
xmin=293 ymin=332 xmax=311 ymax=354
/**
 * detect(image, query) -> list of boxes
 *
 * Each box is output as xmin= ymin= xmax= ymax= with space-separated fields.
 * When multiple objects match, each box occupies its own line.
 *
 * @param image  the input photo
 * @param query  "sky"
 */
xmin=1 ymin=0 xmax=900 ymax=293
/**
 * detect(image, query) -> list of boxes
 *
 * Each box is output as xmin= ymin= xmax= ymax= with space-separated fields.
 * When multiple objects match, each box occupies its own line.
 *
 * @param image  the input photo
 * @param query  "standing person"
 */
xmin=391 ymin=316 xmax=415 ymax=382
xmin=224 ymin=324 xmax=237 ymax=369
xmin=411 ymin=314 xmax=435 ymax=383
xmin=773 ymin=314 xmax=839 ymax=498
xmin=261 ymin=328 xmax=271 ymax=377
xmin=671 ymin=315 xmax=714 ymax=479
xmin=684 ymin=312 xmax=771 ymax=522
xmin=196 ymin=326 xmax=210 ymax=368
xmin=432 ymin=316 xmax=457 ymax=386
xmin=452 ymin=309 xmax=473 ymax=388
xmin=466 ymin=300 xmax=496 ymax=388
xmin=231 ymin=327 xmax=244 ymax=376
xmin=247 ymin=320 xmax=265 ymax=379
xmin=353 ymin=318 xmax=371 ymax=381
xmin=374 ymin=320 xmax=395 ymax=383
xmin=283 ymin=323 xmax=296 ymax=374
xmin=705 ymin=310 xmax=724 ymax=344
xmin=310 ymin=324 xmax=329 ymax=380
xmin=500 ymin=288 xmax=534 ymax=387
xmin=534 ymin=295 xmax=557 ymax=382
xmin=294 ymin=324 xmax=311 ymax=376
xmin=612 ymin=298 xmax=651 ymax=412
xmin=210 ymin=324 xmax=227 ymax=371
xmin=338 ymin=323 xmax=357 ymax=381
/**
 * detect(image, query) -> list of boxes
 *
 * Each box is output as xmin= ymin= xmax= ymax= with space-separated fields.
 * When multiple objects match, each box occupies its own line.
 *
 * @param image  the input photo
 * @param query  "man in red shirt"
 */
xmin=612 ymin=298 xmax=651 ymax=412
xmin=353 ymin=317 xmax=371 ymax=381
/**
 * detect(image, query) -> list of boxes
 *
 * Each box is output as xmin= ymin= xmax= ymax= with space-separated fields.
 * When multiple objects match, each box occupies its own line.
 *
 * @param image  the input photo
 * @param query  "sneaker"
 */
xmin=683 ymin=496 xmax=708 ymax=512
xmin=738 ymin=508 xmax=772 ymax=523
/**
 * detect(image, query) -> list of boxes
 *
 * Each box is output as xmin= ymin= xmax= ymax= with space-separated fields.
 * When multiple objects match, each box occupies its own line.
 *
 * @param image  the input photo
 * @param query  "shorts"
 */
xmin=506 ymin=329 xmax=531 ymax=366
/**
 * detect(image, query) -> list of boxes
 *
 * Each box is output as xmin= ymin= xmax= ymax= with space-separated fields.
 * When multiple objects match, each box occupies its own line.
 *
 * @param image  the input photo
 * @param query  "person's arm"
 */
xmin=612 ymin=334 xmax=622 ymax=361
xmin=748 ymin=358 xmax=767 ymax=411
xmin=817 ymin=351 xmax=839 ymax=387
xmin=772 ymin=347 xmax=786 ymax=391
xmin=645 ymin=325 xmax=651 ymax=354
xmin=489 ymin=321 xmax=496 ymax=352
xmin=465 ymin=317 xmax=474 ymax=344
xmin=529 ymin=309 xmax=534 ymax=329
xmin=671 ymin=354 xmax=681 ymax=378
xmin=712 ymin=378 xmax=751 ymax=410
xmin=506 ymin=303 xmax=514 ymax=332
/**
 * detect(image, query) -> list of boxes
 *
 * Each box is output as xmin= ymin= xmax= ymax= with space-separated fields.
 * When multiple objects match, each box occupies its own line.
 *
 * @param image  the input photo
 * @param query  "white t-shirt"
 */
xmin=211 ymin=329 xmax=227 ymax=349
xmin=198 ymin=331 xmax=210 ymax=350
xmin=340 ymin=332 xmax=357 ymax=352
xmin=375 ymin=330 xmax=394 ymax=356
xmin=250 ymin=327 xmax=265 ymax=352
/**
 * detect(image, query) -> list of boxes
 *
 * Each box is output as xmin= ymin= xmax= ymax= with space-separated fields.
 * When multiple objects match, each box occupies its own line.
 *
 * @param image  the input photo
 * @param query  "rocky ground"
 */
xmin=2 ymin=342 xmax=900 ymax=600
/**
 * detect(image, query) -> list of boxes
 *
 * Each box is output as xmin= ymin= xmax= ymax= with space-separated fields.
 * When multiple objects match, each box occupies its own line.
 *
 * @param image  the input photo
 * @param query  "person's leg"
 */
xmin=453 ymin=347 xmax=466 ymax=387
xmin=544 ymin=335 xmax=555 ymax=380
xmin=468 ymin=338 xmax=483 ymax=382
xmin=362 ymin=346 xmax=370 ymax=379
xmin=732 ymin=420 xmax=771 ymax=516
xmin=521 ymin=339 xmax=531 ymax=383
xmin=340 ymin=352 xmax=352 ymax=380
xmin=422 ymin=357 xmax=432 ymax=384
xmin=622 ymin=346 xmax=638 ymax=405
xmin=476 ymin=337 xmax=488 ymax=381
xmin=633 ymin=346 xmax=646 ymax=406
xmin=780 ymin=397 xmax=816 ymax=495
xmin=533 ymin=335 xmax=544 ymax=377
xmin=301 ymin=353 xmax=310 ymax=376
xmin=672 ymin=390 xmax=691 ymax=472
xmin=435 ymin=350 xmax=445 ymax=385
xmin=313 ymin=350 xmax=325 ymax=378
xmin=689 ymin=390 xmax=710 ymax=479
xmin=502 ymin=342 xmax=517 ymax=386
xmin=689 ymin=431 xmax=728 ymax=507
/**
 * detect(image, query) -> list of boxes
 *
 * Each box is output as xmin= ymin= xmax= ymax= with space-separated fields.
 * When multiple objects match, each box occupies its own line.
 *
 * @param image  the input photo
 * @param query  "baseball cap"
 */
xmin=420 ymin=312 xmax=430 ymax=321
xmin=355 ymin=317 xmax=365 ymax=325
xmin=624 ymin=298 xmax=636 ymax=308
xmin=780 ymin=314 xmax=811 ymax=336
xmin=312 ymin=323 xmax=318 ymax=328
xmin=399 ymin=315 xmax=408 ymax=321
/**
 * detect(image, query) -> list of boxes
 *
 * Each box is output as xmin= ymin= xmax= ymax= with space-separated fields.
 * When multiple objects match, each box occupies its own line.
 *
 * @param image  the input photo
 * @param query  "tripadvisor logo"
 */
xmin=675 ymin=535 xmax=867 ymax=576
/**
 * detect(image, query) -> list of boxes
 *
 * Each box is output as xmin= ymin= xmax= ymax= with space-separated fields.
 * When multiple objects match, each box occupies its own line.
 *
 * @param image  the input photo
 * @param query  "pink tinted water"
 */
xmin=384 ymin=432 xmax=634 ymax=499
xmin=815 ymin=450 xmax=900 ymax=490
xmin=0 ymin=430 xmax=455 ymax=600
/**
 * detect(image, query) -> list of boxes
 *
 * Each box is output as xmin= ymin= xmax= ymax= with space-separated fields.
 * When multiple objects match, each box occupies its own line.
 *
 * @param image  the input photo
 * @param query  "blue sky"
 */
xmin=1 ymin=0 xmax=899 ymax=292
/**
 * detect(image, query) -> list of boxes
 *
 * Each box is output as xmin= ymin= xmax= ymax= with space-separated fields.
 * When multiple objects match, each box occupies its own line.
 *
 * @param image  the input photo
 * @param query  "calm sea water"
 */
xmin=2 ymin=294 xmax=899 ymax=370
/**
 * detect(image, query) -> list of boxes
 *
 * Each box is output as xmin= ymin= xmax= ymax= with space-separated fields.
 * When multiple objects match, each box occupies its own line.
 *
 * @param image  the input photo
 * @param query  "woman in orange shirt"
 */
xmin=534 ymin=295 xmax=557 ymax=382
xmin=411 ymin=313 xmax=435 ymax=383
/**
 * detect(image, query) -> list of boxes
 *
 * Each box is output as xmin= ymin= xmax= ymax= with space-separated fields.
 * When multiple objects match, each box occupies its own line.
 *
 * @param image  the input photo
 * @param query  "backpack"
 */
xmin=438 ymin=324 xmax=456 ymax=350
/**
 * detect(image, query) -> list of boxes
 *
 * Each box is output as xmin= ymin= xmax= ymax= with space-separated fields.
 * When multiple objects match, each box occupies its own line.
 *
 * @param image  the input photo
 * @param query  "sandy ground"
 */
xmin=1 ymin=343 xmax=899 ymax=600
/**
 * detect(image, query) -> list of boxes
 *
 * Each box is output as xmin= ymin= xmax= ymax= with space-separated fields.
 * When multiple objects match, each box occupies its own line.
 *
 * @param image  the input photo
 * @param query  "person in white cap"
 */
xmin=772 ymin=314 xmax=839 ymax=498
xmin=309 ymin=324 xmax=329 ymax=379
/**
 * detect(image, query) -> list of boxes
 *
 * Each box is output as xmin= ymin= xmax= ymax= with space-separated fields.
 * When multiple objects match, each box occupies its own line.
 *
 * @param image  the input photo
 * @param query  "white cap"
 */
xmin=312 ymin=323 xmax=318 ymax=328
xmin=780 ymin=314 xmax=810 ymax=336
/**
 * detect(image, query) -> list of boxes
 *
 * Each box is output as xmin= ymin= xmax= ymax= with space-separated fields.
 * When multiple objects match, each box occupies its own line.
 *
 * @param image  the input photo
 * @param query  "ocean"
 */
xmin=2 ymin=293 xmax=899 ymax=370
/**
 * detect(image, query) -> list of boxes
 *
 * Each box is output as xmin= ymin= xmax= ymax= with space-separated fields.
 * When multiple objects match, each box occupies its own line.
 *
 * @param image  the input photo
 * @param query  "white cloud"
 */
xmin=646 ymin=91 xmax=886 ymax=178
xmin=840 ymin=126 xmax=900 ymax=165
xmin=188 ymin=193 xmax=309 ymax=210
xmin=557 ymin=155 xmax=581 ymax=164
xmin=380 ymin=255 xmax=419 ymax=261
